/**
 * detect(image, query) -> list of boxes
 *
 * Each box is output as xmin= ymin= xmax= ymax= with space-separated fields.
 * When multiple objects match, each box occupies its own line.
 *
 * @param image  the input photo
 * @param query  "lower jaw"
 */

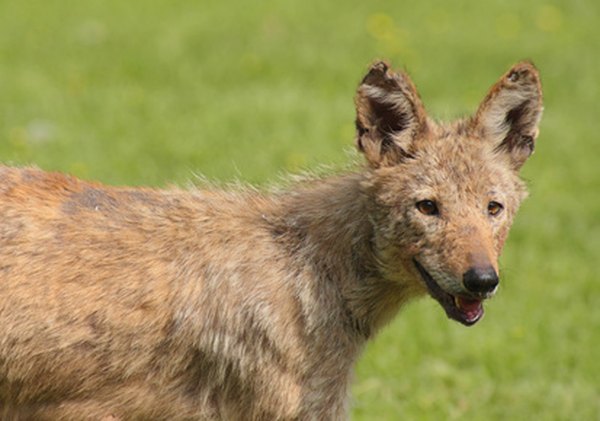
xmin=439 ymin=293 xmax=484 ymax=326
xmin=449 ymin=305 xmax=483 ymax=326
xmin=444 ymin=295 xmax=484 ymax=325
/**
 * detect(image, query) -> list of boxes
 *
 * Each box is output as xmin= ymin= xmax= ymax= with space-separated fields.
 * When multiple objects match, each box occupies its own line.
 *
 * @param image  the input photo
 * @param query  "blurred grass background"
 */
xmin=0 ymin=0 xmax=598 ymax=419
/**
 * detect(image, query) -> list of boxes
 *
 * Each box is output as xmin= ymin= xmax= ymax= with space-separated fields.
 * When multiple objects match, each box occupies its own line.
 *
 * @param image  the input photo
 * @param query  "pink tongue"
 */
xmin=456 ymin=297 xmax=482 ymax=319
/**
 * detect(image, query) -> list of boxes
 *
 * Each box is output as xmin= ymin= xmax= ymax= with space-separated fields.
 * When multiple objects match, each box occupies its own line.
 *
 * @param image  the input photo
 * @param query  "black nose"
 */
xmin=463 ymin=266 xmax=499 ymax=294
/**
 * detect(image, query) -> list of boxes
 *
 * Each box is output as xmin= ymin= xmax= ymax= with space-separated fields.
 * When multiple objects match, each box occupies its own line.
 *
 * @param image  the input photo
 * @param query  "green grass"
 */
xmin=1 ymin=0 xmax=598 ymax=419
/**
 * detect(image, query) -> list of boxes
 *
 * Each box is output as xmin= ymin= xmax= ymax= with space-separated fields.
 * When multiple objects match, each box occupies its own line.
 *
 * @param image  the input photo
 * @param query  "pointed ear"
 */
xmin=472 ymin=61 xmax=543 ymax=171
xmin=355 ymin=61 xmax=429 ymax=168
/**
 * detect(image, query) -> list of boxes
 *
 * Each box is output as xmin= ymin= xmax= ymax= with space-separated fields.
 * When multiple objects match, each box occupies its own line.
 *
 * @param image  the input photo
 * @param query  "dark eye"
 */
xmin=488 ymin=201 xmax=504 ymax=216
xmin=416 ymin=200 xmax=439 ymax=216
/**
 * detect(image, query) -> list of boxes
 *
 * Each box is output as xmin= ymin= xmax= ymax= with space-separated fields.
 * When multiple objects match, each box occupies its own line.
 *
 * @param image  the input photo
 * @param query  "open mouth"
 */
xmin=413 ymin=259 xmax=484 ymax=326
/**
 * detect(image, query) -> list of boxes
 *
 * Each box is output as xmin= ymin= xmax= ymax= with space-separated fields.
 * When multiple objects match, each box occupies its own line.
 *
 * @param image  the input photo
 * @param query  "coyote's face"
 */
xmin=355 ymin=62 xmax=542 ymax=325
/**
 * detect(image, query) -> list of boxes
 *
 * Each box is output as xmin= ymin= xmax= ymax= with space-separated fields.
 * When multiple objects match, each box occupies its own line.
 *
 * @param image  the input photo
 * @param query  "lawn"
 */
xmin=1 ymin=0 xmax=598 ymax=419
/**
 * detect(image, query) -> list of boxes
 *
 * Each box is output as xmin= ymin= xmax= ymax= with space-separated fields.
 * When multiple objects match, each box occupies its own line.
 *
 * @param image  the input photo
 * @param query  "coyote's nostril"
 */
xmin=463 ymin=266 xmax=499 ymax=294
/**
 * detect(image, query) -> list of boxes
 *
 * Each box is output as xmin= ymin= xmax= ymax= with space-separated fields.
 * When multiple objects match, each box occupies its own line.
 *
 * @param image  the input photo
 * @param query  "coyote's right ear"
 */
xmin=355 ymin=61 xmax=428 ymax=168
xmin=472 ymin=61 xmax=543 ymax=171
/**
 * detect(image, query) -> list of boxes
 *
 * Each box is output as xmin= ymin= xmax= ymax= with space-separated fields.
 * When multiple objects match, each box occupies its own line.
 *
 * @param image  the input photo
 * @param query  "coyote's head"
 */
xmin=356 ymin=61 xmax=542 ymax=326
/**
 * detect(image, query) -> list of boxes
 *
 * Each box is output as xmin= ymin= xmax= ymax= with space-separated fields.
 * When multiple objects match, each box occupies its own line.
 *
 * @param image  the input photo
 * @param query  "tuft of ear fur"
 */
xmin=472 ymin=61 xmax=543 ymax=171
xmin=355 ymin=61 xmax=428 ymax=168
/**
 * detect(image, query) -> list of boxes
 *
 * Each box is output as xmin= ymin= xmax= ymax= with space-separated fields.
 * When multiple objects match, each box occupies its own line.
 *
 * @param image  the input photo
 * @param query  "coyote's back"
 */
xmin=0 ymin=61 xmax=542 ymax=420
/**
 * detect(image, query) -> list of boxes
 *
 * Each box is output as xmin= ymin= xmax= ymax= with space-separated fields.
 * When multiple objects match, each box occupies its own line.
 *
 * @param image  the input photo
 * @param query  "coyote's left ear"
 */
xmin=472 ymin=61 xmax=543 ymax=171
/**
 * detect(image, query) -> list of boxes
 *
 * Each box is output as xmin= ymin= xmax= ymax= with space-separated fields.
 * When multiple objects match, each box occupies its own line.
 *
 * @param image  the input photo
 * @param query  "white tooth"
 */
xmin=454 ymin=296 xmax=460 ymax=308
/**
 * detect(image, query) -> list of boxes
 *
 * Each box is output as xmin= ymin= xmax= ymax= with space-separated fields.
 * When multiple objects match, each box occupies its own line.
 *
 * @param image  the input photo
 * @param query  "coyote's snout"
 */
xmin=0 ymin=61 xmax=542 ymax=419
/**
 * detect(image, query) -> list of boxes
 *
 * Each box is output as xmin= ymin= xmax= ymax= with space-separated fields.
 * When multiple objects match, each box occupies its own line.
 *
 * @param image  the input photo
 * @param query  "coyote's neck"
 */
xmin=272 ymin=173 xmax=414 ymax=339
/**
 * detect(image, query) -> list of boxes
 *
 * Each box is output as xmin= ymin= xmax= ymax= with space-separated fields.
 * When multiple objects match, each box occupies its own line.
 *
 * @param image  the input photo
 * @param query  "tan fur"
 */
xmin=0 ymin=61 xmax=542 ymax=420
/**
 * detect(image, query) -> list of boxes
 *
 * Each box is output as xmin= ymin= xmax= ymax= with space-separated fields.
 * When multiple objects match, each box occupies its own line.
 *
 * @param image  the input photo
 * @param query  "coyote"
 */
xmin=0 ymin=61 xmax=542 ymax=420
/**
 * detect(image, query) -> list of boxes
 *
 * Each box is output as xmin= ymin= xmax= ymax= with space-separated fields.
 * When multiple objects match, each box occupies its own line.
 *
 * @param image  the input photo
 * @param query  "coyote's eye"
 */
xmin=487 ymin=201 xmax=504 ymax=216
xmin=416 ymin=200 xmax=439 ymax=216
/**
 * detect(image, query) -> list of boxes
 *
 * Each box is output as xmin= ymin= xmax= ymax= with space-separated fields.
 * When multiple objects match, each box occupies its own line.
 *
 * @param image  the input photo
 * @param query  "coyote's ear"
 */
xmin=472 ymin=61 xmax=543 ymax=171
xmin=355 ymin=61 xmax=428 ymax=168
